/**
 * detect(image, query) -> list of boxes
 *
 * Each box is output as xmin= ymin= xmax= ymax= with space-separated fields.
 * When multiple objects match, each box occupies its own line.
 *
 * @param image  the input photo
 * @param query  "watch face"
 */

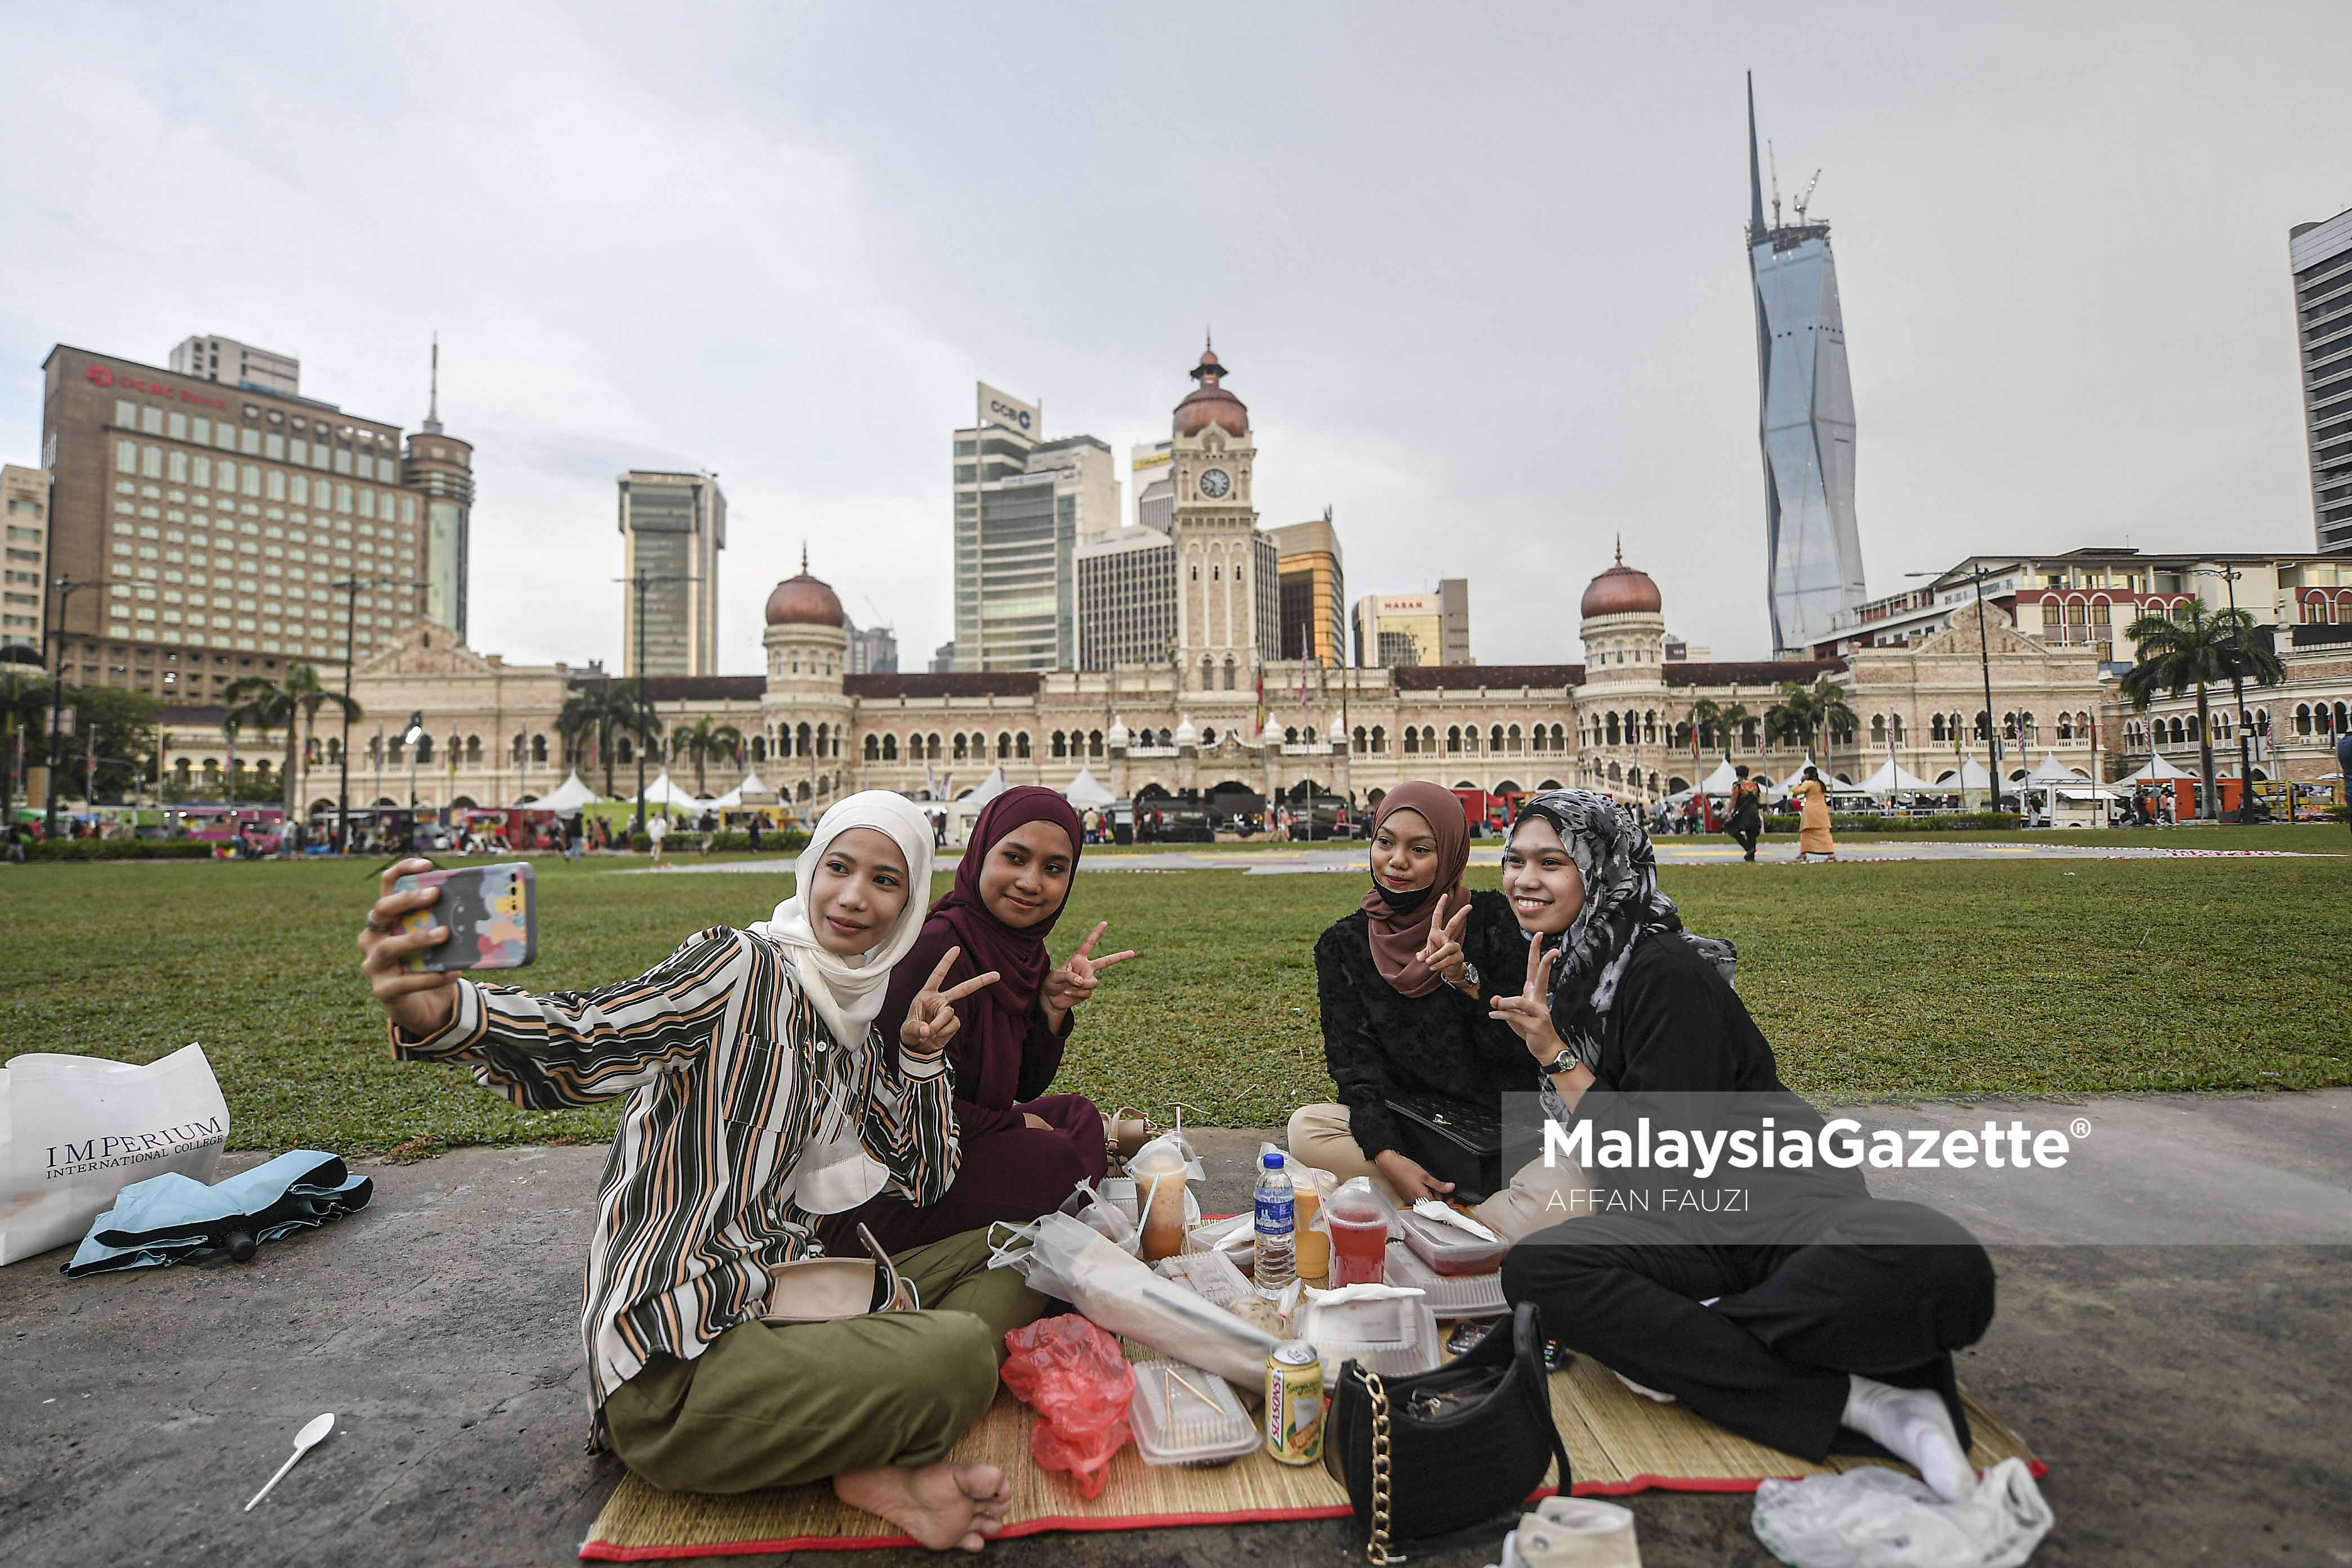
xmin=1198 ymin=467 xmax=1231 ymax=500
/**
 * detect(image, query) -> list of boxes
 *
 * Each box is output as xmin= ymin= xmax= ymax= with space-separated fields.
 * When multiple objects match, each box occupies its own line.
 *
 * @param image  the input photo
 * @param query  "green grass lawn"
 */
xmin=3 ymin=848 xmax=2346 ymax=1157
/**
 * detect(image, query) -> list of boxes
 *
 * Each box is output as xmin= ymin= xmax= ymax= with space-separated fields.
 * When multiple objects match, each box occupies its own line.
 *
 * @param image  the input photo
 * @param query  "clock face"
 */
xmin=1198 ymin=467 xmax=1232 ymax=500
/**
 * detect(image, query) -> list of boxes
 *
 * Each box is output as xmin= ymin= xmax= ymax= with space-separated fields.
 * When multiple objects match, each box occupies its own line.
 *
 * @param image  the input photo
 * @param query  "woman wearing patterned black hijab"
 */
xmin=1490 ymin=789 xmax=1999 ymax=1505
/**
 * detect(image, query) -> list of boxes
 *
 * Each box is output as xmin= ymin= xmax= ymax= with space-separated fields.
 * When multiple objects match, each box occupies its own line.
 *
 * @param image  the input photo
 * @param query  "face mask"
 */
xmin=1369 ymin=877 xmax=1436 ymax=914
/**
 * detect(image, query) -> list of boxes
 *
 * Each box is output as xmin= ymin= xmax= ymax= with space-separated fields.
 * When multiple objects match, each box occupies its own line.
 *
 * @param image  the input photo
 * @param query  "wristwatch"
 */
xmin=1538 ymin=1049 xmax=1579 ymax=1077
xmin=1450 ymin=960 xmax=1482 ymax=992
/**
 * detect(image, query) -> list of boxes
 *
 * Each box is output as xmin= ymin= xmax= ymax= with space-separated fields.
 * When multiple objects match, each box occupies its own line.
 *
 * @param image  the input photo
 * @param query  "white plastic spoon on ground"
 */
xmin=246 ymin=1413 xmax=335 ymax=1511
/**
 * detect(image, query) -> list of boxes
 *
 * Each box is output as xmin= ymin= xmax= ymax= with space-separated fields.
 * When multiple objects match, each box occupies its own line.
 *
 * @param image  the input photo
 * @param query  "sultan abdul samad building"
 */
xmin=160 ymin=348 xmax=2131 ymax=815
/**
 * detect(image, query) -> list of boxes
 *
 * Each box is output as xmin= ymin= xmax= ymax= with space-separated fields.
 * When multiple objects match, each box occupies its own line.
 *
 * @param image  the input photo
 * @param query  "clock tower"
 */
xmin=1170 ymin=341 xmax=1277 ymax=692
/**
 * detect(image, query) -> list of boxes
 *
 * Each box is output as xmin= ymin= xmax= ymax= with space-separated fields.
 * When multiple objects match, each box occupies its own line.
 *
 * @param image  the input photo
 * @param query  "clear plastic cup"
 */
xmin=1325 ymin=1189 xmax=1389 ymax=1287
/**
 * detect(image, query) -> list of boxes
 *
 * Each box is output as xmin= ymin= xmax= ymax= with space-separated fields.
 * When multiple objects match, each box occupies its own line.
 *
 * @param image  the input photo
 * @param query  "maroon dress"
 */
xmin=815 ymin=785 xmax=1108 ymax=1254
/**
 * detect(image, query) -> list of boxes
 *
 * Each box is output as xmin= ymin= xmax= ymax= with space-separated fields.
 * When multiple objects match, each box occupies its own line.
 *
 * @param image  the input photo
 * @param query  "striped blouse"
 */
xmin=389 ymin=926 xmax=957 ymax=1428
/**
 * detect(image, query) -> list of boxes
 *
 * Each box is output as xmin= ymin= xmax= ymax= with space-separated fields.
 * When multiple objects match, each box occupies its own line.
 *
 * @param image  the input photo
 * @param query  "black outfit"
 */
xmin=1726 ymin=783 xmax=1763 ymax=861
xmin=1313 ymin=889 xmax=1531 ymax=1161
xmin=1500 ymin=932 xmax=1995 ymax=1464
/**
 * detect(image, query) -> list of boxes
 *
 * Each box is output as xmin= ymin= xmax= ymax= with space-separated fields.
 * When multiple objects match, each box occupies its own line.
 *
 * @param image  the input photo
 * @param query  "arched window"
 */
xmin=1284 ymin=727 xmax=1299 ymax=745
xmin=2075 ymin=711 xmax=2090 ymax=741
xmin=1051 ymin=730 xmax=1067 ymax=759
xmin=1202 ymin=727 xmax=1218 ymax=746
xmin=416 ymin=734 xmax=434 ymax=764
xmin=882 ymin=734 xmax=898 ymax=761
xmin=2336 ymin=701 xmax=2351 ymax=733
xmin=1870 ymin=714 xmax=1886 ymax=743
xmin=1201 ymin=657 xmax=1214 ymax=691
xmin=1403 ymin=726 xmax=1419 ymax=755
xmin=1607 ymin=761 xmax=1623 ymax=783
xmin=1088 ymin=730 xmax=1103 ymax=758
xmin=326 ymin=738 xmax=342 ymax=764
xmin=863 ymin=735 xmax=880 ymax=762
xmin=1605 ymin=713 xmax=1622 ymax=745
xmin=1489 ymin=724 xmax=1505 ymax=752
xmin=1742 ymin=719 xmax=1759 ymax=751
xmin=1931 ymin=714 xmax=1946 ymax=742
xmin=953 ymin=733 xmax=968 ymax=761
xmin=1156 ymin=729 xmax=1172 ymax=749
xmin=615 ymin=737 xmax=631 ymax=764
xmin=1353 ymin=725 xmax=1368 ymax=754
xmin=1420 ymin=727 xmax=1436 ymax=753
xmin=2055 ymin=712 xmax=2073 ymax=741
xmin=1974 ymin=711 xmax=1990 ymax=741
xmin=1642 ymin=711 xmax=1657 ymax=744
xmin=1507 ymin=723 xmax=1522 ymax=753
xmin=1551 ymin=724 xmax=1566 ymax=751
xmin=1223 ymin=657 xmax=1236 ymax=691
xmin=817 ymin=723 xmax=832 ymax=759
xmin=1446 ymin=725 xmax=1462 ymax=754
xmin=996 ymin=731 xmax=1012 ymax=760
xmin=465 ymin=734 xmax=482 ymax=765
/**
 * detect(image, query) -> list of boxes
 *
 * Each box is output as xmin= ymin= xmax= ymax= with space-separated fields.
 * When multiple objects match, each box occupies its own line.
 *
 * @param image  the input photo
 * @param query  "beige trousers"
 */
xmin=1286 ymin=1102 xmax=1591 ymax=1245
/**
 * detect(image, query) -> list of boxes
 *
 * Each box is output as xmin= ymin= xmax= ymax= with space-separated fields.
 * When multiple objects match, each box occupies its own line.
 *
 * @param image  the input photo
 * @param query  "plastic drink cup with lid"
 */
xmin=1325 ymin=1187 xmax=1388 ymax=1287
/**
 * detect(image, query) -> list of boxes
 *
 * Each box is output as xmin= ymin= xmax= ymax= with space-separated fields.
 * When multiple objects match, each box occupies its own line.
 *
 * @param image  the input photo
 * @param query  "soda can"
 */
xmin=1264 ymin=1340 xmax=1324 ymax=1465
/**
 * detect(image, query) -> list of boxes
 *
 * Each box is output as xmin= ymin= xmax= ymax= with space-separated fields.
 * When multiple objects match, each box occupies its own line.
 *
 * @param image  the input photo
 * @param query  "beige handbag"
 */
xmin=761 ymin=1222 xmax=920 ymax=1322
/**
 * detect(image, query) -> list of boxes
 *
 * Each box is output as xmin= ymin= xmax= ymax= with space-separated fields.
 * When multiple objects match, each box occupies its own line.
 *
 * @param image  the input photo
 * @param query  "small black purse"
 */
xmin=1384 ymin=1090 xmax=1504 ymax=1202
xmin=1322 ymin=1302 xmax=1573 ymax=1563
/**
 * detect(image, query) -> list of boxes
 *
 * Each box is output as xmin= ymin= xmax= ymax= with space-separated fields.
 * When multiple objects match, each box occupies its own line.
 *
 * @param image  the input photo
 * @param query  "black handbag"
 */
xmin=1322 ymin=1302 xmax=1573 ymax=1563
xmin=1384 ymin=1090 xmax=1503 ymax=1202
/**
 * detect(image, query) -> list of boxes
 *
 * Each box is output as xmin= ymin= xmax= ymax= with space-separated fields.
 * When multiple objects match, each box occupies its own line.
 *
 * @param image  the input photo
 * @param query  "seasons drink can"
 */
xmin=1264 ymin=1341 xmax=1324 ymax=1465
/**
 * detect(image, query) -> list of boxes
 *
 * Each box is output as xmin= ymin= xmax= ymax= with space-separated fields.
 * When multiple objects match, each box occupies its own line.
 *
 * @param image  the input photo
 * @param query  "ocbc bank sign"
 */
xmin=986 ymin=398 xmax=1032 ymax=431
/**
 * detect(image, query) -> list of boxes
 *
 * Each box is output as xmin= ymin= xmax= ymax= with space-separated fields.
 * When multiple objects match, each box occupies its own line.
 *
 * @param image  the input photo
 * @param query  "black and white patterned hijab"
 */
xmin=1511 ymin=788 xmax=1737 ymax=1068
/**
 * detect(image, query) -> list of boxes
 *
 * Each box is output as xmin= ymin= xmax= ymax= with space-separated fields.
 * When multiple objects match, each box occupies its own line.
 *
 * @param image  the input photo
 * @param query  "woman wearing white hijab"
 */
xmin=359 ymin=792 xmax=1045 ymax=1552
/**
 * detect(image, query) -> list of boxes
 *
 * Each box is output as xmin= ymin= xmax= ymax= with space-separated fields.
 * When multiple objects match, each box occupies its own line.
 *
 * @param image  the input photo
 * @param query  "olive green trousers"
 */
xmin=603 ymin=1228 xmax=1048 ymax=1493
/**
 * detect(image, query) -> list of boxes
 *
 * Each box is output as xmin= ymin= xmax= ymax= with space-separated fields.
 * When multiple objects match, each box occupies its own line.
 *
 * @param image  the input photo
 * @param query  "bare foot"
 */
xmin=833 ymin=1462 xmax=1012 ymax=1553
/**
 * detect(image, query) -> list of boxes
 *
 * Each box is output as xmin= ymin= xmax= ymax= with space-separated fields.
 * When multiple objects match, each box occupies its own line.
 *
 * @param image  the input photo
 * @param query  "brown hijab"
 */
xmin=1359 ymin=781 xmax=1472 ymax=998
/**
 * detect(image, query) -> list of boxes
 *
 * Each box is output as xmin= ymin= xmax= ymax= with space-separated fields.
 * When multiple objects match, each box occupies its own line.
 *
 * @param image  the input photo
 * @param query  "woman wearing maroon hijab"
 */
xmin=818 ymin=786 xmax=1135 ymax=1254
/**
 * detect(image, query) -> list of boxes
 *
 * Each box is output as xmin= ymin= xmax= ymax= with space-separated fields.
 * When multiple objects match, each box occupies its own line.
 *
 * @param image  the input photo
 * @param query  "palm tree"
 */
xmin=559 ymin=680 xmax=663 ymax=801
xmin=1687 ymin=697 xmax=1754 ymax=760
xmin=2121 ymin=596 xmax=2284 ymax=820
xmin=225 ymin=664 xmax=359 ymax=821
xmin=674 ymin=716 xmax=746 ymax=797
xmin=1763 ymin=679 xmax=1856 ymax=764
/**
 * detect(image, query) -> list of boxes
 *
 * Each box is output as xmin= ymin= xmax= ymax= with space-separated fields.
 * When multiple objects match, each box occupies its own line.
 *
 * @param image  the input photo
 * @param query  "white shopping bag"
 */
xmin=987 ymin=1211 xmax=1280 ymax=1386
xmin=1 ymin=1043 xmax=230 ymax=1267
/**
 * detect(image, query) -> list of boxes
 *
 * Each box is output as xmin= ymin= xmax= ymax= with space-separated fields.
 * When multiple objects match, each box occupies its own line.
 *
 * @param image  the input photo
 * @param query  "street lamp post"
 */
xmin=614 ymin=571 xmax=697 ymax=835
xmin=2194 ymin=565 xmax=2257 ymax=824
xmin=331 ymin=576 xmax=429 ymax=853
xmin=1908 ymin=565 xmax=2005 ymax=817
xmin=404 ymin=711 xmax=425 ymax=813
xmin=42 ymin=576 xmax=112 ymax=840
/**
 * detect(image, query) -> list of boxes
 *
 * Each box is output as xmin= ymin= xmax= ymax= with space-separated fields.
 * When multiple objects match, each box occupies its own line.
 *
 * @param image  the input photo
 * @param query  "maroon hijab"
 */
xmin=1360 ymin=781 xmax=1471 ymax=998
xmin=929 ymin=785 xmax=1086 ymax=1028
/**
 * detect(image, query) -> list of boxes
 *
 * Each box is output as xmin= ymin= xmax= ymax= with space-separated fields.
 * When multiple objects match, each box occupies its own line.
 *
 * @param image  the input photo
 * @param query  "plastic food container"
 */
xmin=1128 ymin=1361 xmax=1260 ymax=1467
xmin=1396 ymin=1208 xmax=1511 ymax=1276
xmin=1298 ymin=1294 xmax=1443 ymax=1378
xmin=1385 ymin=1241 xmax=1507 ymax=1318
xmin=1184 ymin=1213 xmax=1253 ymax=1267
xmin=1153 ymin=1248 xmax=1254 ymax=1309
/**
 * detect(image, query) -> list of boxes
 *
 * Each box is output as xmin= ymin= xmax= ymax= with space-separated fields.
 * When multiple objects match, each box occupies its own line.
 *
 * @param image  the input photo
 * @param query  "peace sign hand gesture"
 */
xmin=1040 ymin=922 xmax=1138 ymax=1019
xmin=1416 ymin=890 xmax=1472 ymax=990
xmin=900 ymin=946 xmax=1001 ymax=1057
xmin=1489 ymin=932 xmax=1569 ymax=1064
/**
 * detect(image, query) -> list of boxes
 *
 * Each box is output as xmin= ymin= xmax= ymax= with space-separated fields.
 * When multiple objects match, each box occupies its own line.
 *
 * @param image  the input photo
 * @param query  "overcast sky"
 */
xmin=6 ymin=3 xmax=2346 ymax=671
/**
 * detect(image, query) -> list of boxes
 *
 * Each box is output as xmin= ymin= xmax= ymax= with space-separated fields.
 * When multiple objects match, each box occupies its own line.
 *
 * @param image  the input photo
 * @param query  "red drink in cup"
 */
xmin=1325 ymin=1191 xmax=1389 ymax=1287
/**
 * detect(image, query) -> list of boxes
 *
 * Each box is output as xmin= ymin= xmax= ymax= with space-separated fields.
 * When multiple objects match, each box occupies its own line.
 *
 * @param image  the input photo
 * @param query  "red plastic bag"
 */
xmin=1001 ymin=1316 xmax=1135 ymax=1498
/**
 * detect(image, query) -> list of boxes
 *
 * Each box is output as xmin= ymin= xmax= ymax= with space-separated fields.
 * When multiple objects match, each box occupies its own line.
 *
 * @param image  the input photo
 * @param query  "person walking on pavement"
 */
xmin=1791 ymin=765 xmax=1838 ymax=863
xmin=1726 ymin=765 xmax=1764 ymax=862
xmin=647 ymin=811 xmax=667 ymax=865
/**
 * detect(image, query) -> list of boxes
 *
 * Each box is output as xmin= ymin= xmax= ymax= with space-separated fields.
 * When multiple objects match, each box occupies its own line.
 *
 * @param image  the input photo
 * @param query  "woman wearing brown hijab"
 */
xmin=1286 ymin=781 xmax=1588 ymax=1243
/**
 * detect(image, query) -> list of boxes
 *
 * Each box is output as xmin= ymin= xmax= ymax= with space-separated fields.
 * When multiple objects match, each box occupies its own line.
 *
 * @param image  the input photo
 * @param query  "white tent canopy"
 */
xmin=523 ymin=771 xmax=602 ymax=812
xmin=1063 ymin=767 xmax=1116 ymax=809
xmin=2026 ymin=751 xmax=2091 ymax=784
xmin=1772 ymin=757 xmax=1821 ymax=792
xmin=1698 ymin=758 xmax=1741 ymax=794
xmin=1933 ymin=756 xmax=1995 ymax=790
xmin=1859 ymin=758 xmax=1937 ymax=793
xmin=964 ymin=767 xmax=1010 ymax=805
xmin=2121 ymin=752 xmax=2197 ymax=782
xmin=635 ymin=770 xmax=708 ymax=808
xmin=706 ymin=770 xmax=777 ymax=809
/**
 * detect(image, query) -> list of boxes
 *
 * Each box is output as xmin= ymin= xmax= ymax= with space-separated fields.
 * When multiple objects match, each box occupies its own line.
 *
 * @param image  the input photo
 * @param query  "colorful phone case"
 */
xmin=394 ymin=862 xmax=537 ymax=973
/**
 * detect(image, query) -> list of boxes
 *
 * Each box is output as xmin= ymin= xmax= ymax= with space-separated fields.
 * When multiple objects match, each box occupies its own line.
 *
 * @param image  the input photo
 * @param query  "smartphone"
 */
xmin=394 ymin=862 xmax=537 ymax=973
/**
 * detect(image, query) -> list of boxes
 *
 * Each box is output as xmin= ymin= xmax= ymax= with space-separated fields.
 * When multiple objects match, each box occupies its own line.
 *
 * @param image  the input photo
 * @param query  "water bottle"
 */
xmin=1254 ymin=1152 xmax=1296 ymax=1293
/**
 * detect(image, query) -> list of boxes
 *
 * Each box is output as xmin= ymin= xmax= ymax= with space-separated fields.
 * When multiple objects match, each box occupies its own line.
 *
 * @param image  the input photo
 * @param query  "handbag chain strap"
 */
xmin=1364 ymin=1368 xmax=1397 ymax=1565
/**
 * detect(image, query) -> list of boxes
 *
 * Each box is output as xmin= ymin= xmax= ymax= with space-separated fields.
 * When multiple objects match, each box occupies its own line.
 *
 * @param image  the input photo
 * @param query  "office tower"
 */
xmin=169 ymin=335 xmax=301 ymax=396
xmin=1437 ymin=576 xmax=1472 ymax=665
xmin=1351 ymin=592 xmax=1443 ymax=668
xmin=2291 ymin=206 xmax=2352 ymax=554
xmin=2 ymin=465 xmax=48 ymax=658
xmin=842 ymin=615 xmax=899 ymax=675
xmin=1168 ymin=344 xmax=1279 ymax=693
xmin=1748 ymin=73 xmax=1868 ymax=654
xmin=929 ymin=639 xmax=955 ymax=674
xmin=950 ymin=382 xmax=1119 ymax=671
xmin=403 ymin=339 xmax=474 ymax=640
xmin=38 ymin=342 xmax=444 ymax=700
xmin=1132 ymin=440 xmax=1174 ymax=532
xmin=617 ymin=470 xmax=725 ymax=677
xmin=1075 ymin=523 xmax=1177 ymax=669
xmin=1267 ymin=511 xmax=1346 ymax=665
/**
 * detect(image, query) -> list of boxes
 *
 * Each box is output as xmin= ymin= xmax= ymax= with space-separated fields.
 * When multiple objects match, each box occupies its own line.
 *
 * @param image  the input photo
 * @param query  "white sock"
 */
xmin=1842 ymin=1374 xmax=1976 ymax=1502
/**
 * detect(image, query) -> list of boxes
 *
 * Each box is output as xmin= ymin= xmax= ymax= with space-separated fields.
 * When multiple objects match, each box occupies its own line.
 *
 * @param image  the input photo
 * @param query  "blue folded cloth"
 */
xmin=63 ymin=1150 xmax=372 ymax=1277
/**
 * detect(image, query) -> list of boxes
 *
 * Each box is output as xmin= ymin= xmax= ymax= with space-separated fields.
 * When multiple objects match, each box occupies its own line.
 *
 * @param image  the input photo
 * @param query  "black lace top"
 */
xmin=1311 ymin=888 xmax=1539 ymax=1160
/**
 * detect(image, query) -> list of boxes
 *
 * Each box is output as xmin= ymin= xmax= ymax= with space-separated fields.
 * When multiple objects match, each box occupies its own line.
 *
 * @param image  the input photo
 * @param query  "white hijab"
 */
xmin=746 ymin=790 xmax=937 ymax=1049
xmin=745 ymin=791 xmax=936 ymax=1218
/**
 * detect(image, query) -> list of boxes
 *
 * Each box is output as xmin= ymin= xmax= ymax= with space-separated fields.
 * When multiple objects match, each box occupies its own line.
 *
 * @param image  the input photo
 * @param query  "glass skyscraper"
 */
xmin=1748 ymin=75 xmax=1867 ymax=654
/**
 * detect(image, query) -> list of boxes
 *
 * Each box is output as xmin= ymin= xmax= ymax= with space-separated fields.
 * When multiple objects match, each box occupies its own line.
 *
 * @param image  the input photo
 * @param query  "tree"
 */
xmin=1687 ymin=697 xmax=1753 ymax=760
xmin=1763 ymin=679 xmax=1856 ymax=760
xmin=674 ymin=716 xmax=746 ymax=797
xmin=2121 ymin=596 xmax=2284 ymax=820
xmin=1 ymin=670 xmax=54 ymax=806
xmin=224 ymin=663 xmax=357 ymax=819
xmin=560 ymin=680 xmax=662 ymax=801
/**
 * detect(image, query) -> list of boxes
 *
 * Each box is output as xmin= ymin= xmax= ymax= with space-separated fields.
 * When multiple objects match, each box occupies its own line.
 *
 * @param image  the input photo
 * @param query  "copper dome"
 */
xmin=1173 ymin=345 xmax=1249 ymax=439
xmin=765 ymin=551 xmax=844 ymax=628
xmin=1580 ymin=543 xmax=1663 ymax=618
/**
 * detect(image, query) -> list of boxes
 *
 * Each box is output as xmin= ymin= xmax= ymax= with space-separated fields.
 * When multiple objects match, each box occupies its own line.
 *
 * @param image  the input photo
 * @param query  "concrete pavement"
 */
xmin=5 ymin=1097 xmax=2349 ymax=1566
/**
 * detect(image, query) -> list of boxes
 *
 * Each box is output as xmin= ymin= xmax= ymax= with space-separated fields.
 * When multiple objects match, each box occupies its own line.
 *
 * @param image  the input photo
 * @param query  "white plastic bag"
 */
xmin=1 ymin=1043 xmax=230 ymax=1267
xmin=1058 ymin=1179 xmax=1137 ymax=1253
xmin=987 ymin=1210 xmax=1280 ymax=1386
xmin=1751 ymin=1457 xmax=2053 ymax=1568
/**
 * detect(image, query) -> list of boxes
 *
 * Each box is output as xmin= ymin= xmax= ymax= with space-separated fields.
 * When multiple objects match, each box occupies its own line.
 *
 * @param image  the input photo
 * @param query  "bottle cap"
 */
xmin=1262 ymin=1152 xmax=1285 ymax=1169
